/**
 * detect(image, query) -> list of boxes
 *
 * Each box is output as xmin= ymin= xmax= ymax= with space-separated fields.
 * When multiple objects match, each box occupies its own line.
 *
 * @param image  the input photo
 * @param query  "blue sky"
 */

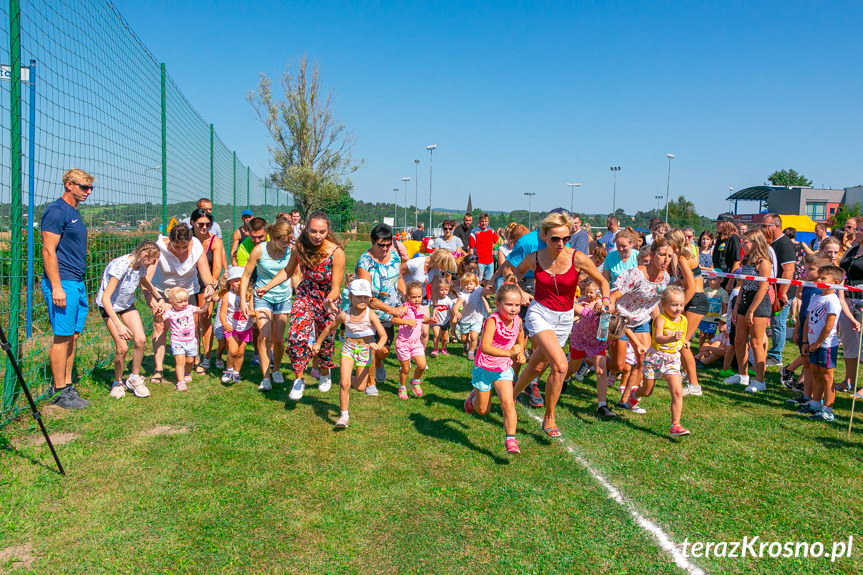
xmin=113 ymin=0 xmax=863 ymax=218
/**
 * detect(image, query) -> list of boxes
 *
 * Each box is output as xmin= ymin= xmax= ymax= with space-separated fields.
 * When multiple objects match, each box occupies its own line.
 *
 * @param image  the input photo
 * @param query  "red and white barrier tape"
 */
xmin=702 ymin=270 xmax=863 ymax=293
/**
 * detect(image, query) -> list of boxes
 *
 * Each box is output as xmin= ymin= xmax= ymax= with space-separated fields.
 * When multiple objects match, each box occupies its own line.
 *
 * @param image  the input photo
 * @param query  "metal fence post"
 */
xmin=232 ymin=151 xmax=237 ymax=232
xmin=5 ymin=0 xmax=22 ymax=408
xmin=25 ymin=59 xmax=35 ymax=338
xmin=209 ymin=123 xmax=214 ymax=205
xmin=160 ymin=63 xmax=167 ymax=233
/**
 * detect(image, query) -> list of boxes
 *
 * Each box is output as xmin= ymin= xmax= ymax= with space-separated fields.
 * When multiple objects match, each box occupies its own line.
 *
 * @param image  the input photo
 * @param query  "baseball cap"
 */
xmin=227 ymin=266 xmax=244 ymax=282
xmin=241 ymin=209 xmax=253 ymax=217
xmin=349 ymin=278 xmax=373 ymax=297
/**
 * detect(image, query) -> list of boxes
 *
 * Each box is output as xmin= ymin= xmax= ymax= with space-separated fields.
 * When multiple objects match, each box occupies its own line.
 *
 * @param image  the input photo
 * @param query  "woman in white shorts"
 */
xmin=511 ymin=212 xmax=609 ymax=437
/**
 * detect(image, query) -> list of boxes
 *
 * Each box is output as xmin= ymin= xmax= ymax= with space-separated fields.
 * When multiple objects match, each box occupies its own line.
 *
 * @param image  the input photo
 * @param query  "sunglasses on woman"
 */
xmin=549 ymin=235 xmax=571 ymax=244
xmin=375 ymin=241 xmax=393 ymax=248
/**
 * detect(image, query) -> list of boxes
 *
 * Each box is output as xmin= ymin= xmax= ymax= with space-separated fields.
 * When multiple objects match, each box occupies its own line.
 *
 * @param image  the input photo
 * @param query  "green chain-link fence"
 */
xmin=0 ymin=0 xmax=288 ymax=424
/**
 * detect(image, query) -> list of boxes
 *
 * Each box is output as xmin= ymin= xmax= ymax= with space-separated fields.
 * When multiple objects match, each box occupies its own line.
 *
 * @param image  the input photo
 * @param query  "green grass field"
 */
xmin=2 ymin=241 xmax=863 ymax=574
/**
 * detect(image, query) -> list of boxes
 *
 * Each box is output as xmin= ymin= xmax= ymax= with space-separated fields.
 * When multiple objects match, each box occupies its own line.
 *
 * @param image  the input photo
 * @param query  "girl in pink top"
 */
xmin=390 ymin=281 xmax=436 ymax=399
xmin=465 ymin=284 xmax=527 ymax=454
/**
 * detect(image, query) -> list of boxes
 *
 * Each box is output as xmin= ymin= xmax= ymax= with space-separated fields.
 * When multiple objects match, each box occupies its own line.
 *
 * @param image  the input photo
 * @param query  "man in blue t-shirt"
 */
xmin=40 ymin=168 xmax=94 ymax=410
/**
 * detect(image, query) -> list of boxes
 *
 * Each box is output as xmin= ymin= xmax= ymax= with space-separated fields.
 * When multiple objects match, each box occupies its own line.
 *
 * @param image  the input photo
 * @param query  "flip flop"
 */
xmin=543 ymin=426 xmax=562 ymax=438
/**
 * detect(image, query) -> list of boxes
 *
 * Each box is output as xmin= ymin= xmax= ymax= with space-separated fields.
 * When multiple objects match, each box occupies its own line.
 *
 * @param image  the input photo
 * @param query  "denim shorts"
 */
xmin=41 ymin=278 xmax=89 ymax=336
xmin=478 ymin=263 xmax=494 ymax=281
xmin=254 ymin=295 xmax=292 ymax=315
xmin=458 ymin=315 xmax=484 ymax=335
xmin=471 ymin=365 xmax=515 ymax=392
xmin=171 ymin=338 xmax=198 ymax=357
xmin=809 ymin=345 xmax=838 ymax=370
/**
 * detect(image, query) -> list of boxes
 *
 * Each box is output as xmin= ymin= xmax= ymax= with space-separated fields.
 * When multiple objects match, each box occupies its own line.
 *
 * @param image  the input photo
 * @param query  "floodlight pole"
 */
xmin=610 ymin=166 xmax=621 ymax=214
xmin=427 ymin=145 xmax=436 ymax=231
xmin=524 ymin=192 xmax=536 ymax=228
xmin=664 ymin=153 xmax=675 ymax=223
xmin=566 ymin=182 xmax=581 ymax=214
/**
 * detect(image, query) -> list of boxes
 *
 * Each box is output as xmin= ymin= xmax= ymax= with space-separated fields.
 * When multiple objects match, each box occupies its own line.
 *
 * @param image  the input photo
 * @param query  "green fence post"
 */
xmin=264 ymin=181 xmax=268 ymax=217
xmin=246 ymin=166 xmax=250 ymax=210
xmin=209 ymin=123 xmax=214 ymax=205
xmin=4 ymin=0 xmax=22 ymax=408
xmin=160 ymin=63 xmax=167 ymax=233
xmin=232 ymin=151 xmax=237 ymax=233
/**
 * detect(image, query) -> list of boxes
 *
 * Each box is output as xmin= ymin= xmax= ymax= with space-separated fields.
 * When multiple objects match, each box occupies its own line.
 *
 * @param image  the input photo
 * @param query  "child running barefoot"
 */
xmin=312 ymin=279 xmax=387 ymax=428
xmin=219 ymin=267 xmax=256 ymax=385
xmin=390 ymin=281 xmax=436 ymax=399
xmin=638 ymin=285 xmax=691 ymax=437
xmin=430 ymin=278 xmax=456 ymax=357
xmin=160 ymin=287 xmax=207 ymax=392
xmin=464 ymin=283 xmax=526 ymax=454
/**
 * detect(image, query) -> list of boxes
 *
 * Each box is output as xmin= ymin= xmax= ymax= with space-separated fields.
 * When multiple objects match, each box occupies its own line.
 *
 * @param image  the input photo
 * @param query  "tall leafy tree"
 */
xmin=247 ymin=57 xmax=361 ymax=217
xmin=767 ymin=169 xmax=813 ymax=187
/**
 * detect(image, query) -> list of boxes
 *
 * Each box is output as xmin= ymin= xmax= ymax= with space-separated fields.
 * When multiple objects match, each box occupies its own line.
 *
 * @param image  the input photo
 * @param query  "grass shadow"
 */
xmin=408 ymin=412 xmax=509 ymax=465
xmin=0 ymin=435 xmax=64 ymax=475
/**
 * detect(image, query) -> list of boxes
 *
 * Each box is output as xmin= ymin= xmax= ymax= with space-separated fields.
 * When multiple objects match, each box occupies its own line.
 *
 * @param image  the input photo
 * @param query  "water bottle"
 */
xmin=597 ymin=312 xmax=610 ymax=342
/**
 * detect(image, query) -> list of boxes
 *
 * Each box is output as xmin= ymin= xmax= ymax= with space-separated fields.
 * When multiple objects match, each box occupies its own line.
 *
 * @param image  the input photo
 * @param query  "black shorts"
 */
xmin=684 ymin=291 xmax=709 ymax=316
xmin=375 ymin=325 xmax=395 ymax=346
xmin=433 ymin=321 xmax=451 ymax=331
xmin=738 ymin=290 xmax=771 ymax=318
xmin=98 ymin=302 xmax=137 ymax=319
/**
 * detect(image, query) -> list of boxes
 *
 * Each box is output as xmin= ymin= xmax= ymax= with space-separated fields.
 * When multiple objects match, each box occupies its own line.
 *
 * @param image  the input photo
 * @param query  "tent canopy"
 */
xmin=777 ymin=214 xmax=817 ymax=233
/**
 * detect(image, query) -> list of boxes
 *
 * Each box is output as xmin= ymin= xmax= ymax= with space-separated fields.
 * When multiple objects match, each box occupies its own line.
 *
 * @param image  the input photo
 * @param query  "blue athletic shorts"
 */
xmin=471 ymin=365 xmax=515 ymax=392
xmin=41 ymin=278 xmax=88 ymax=336
xmin=808 ymin=345 xmax=838 ymax=370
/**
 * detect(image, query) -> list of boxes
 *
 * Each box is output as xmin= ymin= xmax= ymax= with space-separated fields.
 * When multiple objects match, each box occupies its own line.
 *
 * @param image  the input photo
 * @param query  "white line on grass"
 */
xmin=526 ymin=411 xmax=706 ymax=575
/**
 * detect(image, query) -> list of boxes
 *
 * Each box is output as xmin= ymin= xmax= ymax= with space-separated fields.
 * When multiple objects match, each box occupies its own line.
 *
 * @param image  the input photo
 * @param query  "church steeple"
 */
xmin=466 ymin=193 xmax=472 ymax=214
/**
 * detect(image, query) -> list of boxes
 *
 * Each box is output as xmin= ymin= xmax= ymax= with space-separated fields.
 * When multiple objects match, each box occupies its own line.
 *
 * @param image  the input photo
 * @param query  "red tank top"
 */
xmin=534 ymin=250 xmax=579 ymax=312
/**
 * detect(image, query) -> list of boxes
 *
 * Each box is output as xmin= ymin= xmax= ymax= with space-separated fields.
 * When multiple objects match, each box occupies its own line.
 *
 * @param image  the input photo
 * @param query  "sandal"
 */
xmin=195 ymin=363 xmax=206 ymax=375
xmin=149 ymin=370 xmax=164 ymax=384
xmin=543 ymin=425 xmax=562 ymax=438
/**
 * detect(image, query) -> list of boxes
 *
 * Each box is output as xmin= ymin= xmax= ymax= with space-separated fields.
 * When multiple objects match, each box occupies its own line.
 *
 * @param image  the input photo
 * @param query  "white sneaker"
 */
xmin=289 ymin=378 xmax=306 ymax=400
xmin=272 ymin=371 xmax=284 ymax=384
xmin=258 ymin=377 xmax=272 ymax=392
xmin=318 ymin=373 xmax=332 ymax=393
xmin=335 ymin=414 xmax=350 ymax=428
xmin=125 ymin=374 xmax=151 ymax=398
xmin=110 ymin=383 xmax=126 ymax=399
xmin=215 ymin=359 xmax=225 ymax=370
xmin=682 ymin=384 xmax=702 ymax=397
xmin=365 ymin=384 xmax=379 ymax=396
xmin=745 ymin=380 xmax=766 ymax=393
xmin=723 ymin=373 xmax=742 ymax=385
xmin=221 ymin=370 xmax=234 ymax=383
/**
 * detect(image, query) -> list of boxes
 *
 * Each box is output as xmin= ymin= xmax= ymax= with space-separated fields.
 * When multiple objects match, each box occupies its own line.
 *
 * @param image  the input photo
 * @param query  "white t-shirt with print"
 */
xmin=807 ymin=292 xmax=841 ymax=348
xmin=96 ymin=254 xmax=143 ymax=311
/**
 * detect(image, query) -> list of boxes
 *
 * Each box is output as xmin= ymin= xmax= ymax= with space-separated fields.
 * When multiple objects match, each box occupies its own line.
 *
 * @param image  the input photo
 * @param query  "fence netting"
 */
xmin=0 ymin=0 xmax=282 ymax=423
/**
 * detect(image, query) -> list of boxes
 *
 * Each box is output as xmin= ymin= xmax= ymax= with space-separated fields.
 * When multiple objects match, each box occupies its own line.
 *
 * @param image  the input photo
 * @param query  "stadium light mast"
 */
xmin=610 ymin=166 xmax=621 ymax=214
xmin=664 ymin=153 xmax=675 ymax=223
xmin=524 ymin=192 xmax=536 ymax=228
xmin=566 ymin=182 xmax=581 ymax=214
xmin=414 ymin=159 xmax=420 ymax=229
xmin=427 ymin=145 xmax=436 ymax=231
xmin=402 ymin=177 xmax=411 ymax=230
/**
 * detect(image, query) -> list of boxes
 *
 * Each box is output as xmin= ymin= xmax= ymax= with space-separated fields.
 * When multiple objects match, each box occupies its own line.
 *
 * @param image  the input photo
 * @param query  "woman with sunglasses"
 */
xmin=511 ymin=212 xmax=610 ymax=437
xmin=240 ymin=220 xmax=298 ymax=391
xmin=430 ymin=219 xmax=467 ymax=256
xmin=190 ymin=207 xmax=227 ymax=373
xmin=355 ymin=224 xmax=408 ymax=390
xmin=145 ymin=223 xmax=216 ymax=384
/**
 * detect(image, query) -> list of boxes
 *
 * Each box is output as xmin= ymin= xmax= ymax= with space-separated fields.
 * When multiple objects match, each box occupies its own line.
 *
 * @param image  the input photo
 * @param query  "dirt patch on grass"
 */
xmin=141 ymin=425 xmax=189 ymax=436
xmin=13 ymin=432 xmax=79 ymax=448
xmin=40 ymin=404 xmax=72 ymax=420
xmin=0 ymin=542 xmax=36 ymax=570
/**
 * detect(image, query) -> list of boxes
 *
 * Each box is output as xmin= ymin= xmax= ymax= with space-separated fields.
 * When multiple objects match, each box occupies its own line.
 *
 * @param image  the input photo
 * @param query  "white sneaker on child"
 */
xmin=272 ymin=371 xmax=284 ymax=384
xmin=258 ymin=377 xmax=272 ymax=392
xmin=318 ymin=373 xmax=332 ymax=393
xmin=744 ymin=380 xmax=766 ymax=393
xmin=221 ymin=370 xmax=234 ymax=383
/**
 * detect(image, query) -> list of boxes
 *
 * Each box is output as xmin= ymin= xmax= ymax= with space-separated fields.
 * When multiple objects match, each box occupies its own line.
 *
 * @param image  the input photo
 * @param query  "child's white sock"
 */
xmin=341 ymin=410 xmax=349 ymax=418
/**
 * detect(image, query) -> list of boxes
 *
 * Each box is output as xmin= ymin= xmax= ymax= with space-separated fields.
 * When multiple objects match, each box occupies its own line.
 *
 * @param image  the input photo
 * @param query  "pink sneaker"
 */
xmin=397 ymin=386 xmax=409 ymax=400
xmin=670 ymin=424 xmax=690 ymax=437
xmin=430 ymin=349 xmax=439 ymax=358
xmin=467 ymin=351 xmax=475 ymax=361
xmin=504 ymin=438 xmax=521 ymax=454
xmin=176 ymin=381 xmax=188 ymax=392
xmin=440 ymin=349 xmax=450 ymax=356
xmin=410 ymin=379 xmax=423 ymax=397
xmin=464 ymin=390 xmax=476 ymax=414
